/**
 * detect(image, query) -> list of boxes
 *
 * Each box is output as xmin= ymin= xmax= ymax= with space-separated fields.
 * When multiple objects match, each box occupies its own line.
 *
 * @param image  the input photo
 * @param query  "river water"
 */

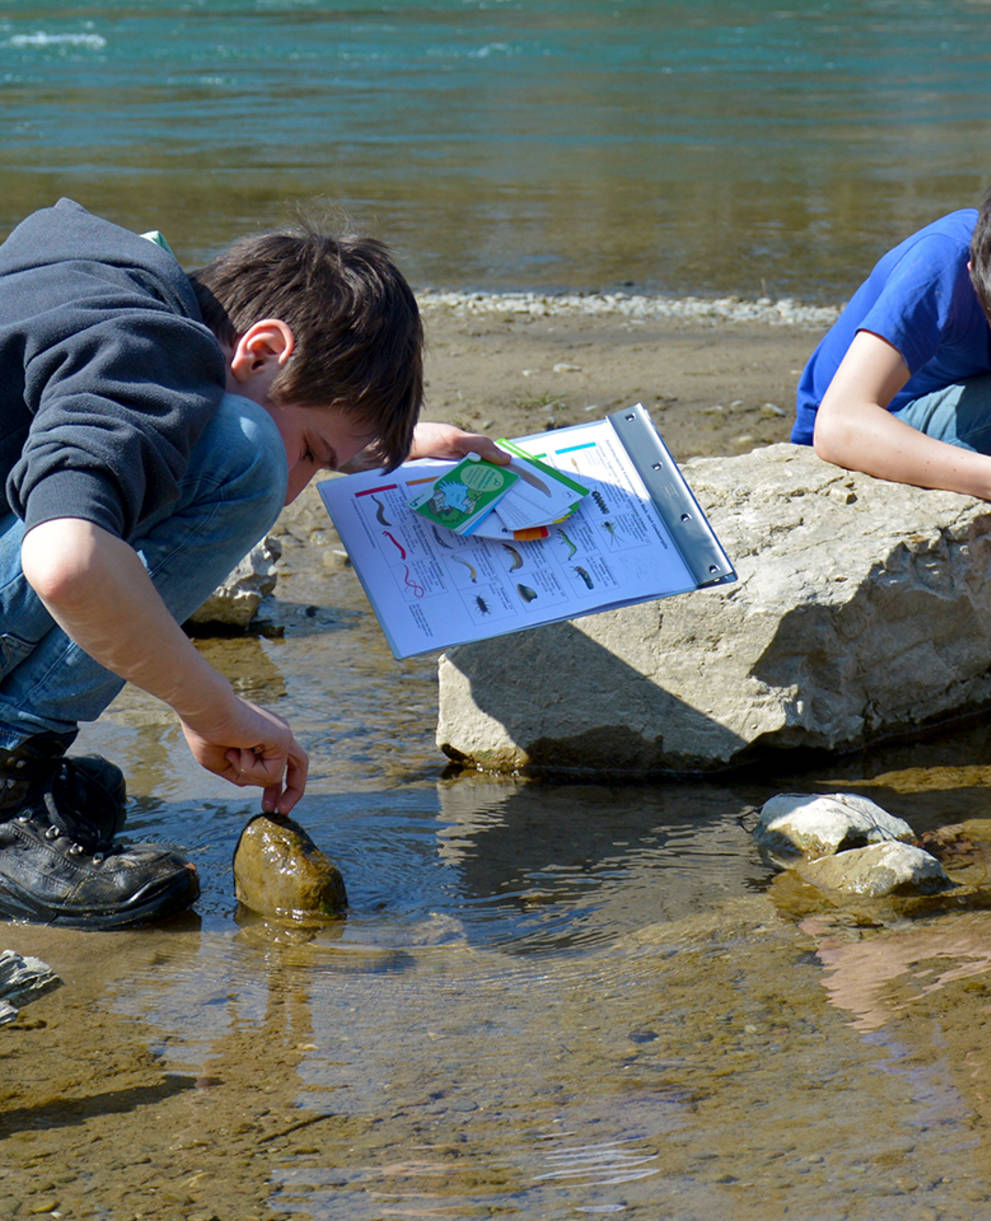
xmin=4 ymin=0 xmax=991 ymax=302
xmin=6 ymin=3 xmax=991 ymax=1217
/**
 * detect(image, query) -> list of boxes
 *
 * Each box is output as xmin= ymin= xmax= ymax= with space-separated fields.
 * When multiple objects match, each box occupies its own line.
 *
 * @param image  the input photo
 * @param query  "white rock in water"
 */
xmin=0 ymin=949 xmax=63 ymax=1025
xmin=438 ymin=443 xmax=991 ymax=774
xmin=188 ymin=536 xmax=281 ymax=629
xmin=754 ymin=792 xmax=915 ymax=866
xmin=796 ymin=841 xmax=953 ymax=898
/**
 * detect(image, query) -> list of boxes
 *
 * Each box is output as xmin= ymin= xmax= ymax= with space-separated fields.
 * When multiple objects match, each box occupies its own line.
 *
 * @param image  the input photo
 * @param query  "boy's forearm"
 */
xmin=812 ymin=328 xmax=991 ymax=500
xmin=20 ymin=518 xmax=234 ymax=722
xmin=815 ymin=398 xmax=991 ymax=500
xmin=407 ymin=421 xmax=510 ymax=464
xmin=21 ymin=517 xmax=307 ymax=812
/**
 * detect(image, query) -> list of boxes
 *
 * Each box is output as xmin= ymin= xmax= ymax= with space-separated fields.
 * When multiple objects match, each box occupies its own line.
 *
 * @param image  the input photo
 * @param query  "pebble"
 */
xmin=418 ymin=288 xmax=842 ymax=329
xmin=233 ymin=814 xmax=347 ymax=924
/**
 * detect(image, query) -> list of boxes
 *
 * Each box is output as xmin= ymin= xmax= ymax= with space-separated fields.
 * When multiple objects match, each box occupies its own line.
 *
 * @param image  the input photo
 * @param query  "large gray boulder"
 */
xmin=437 ymin=443 xmax=991 ymax=774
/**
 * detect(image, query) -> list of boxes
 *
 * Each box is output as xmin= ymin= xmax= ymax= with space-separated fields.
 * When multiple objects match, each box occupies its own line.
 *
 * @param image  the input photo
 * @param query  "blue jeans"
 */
xmin=891 ymin=373 xmax=991 ymax=453
xmin=0 ymin=394 xmax=287 ymax=751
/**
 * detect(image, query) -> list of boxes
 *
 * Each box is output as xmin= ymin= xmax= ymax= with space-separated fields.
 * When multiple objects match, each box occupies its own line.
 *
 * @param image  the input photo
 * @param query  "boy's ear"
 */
xmin=229 ymin=319 xmax=296 ymax=385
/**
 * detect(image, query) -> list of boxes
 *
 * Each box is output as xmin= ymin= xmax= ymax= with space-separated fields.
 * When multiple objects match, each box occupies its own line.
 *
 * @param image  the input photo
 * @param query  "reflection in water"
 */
xmin=812 ymin=910 xmax=991 ymax=1032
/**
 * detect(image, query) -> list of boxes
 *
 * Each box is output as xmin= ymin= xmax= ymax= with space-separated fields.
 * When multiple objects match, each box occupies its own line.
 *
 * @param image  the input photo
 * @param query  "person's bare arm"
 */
xmin=813 ymin=329 xmax=991 ymax=498
xmin=20 ymin=518 xmax=307 ymax=813
xmin=406 ymin=421 xmax=510 ymax=464
xmin=340 ymin=421 xmax=510 ymax=473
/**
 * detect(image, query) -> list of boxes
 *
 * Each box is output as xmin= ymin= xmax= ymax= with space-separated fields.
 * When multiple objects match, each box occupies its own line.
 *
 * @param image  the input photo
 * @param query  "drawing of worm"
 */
xmin=513 ymin=463 xmax=552 ymax=497
xmin=516 ymin=583 xmax=538 ymax=603
xmin=431 ymin=525 xmax=453 ymax=550
xmin=403 ymin=565 xmax=425 ymax=598
xmin=559 ymin=529 xmax=577 ymax=559
xmin=383 ymin=530 xmax=407 ymax=559
xmin=451 ymin=554 xmax=478 ymax=582
xmin=592 ymin=490 xmax=608 ymax=514
xmin=475 ymin=595 xmax=491 ymax=615
xmin=372 ymin=495 xmax=391 ymax=526
xmin=574 ymin=565 xmax=594 ymax=589
xmin=502 ymin=543 xmax=523 ymax=571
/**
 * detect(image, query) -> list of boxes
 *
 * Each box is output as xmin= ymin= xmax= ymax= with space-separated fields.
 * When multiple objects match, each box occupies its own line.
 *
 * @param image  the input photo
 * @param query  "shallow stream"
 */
xmin=6 ymin=496 xmax=991 ymax=1218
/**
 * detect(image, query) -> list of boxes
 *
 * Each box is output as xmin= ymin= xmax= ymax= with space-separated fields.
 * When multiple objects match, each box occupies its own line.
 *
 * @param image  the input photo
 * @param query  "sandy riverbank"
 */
xmin=417 ymin=294 xmax=836 ymax=460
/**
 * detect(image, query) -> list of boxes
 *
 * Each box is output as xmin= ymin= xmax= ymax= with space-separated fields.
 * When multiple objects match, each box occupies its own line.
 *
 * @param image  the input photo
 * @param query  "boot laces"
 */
xmin=16 ymin=787 xmax=106 ymax=863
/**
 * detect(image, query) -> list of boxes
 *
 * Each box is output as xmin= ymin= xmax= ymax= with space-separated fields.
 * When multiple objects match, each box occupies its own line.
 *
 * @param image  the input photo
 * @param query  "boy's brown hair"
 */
xmin=190 ymin=220 xmax=422 ymax=471
xmin=970 ymin=184 xmax=991 ymax=323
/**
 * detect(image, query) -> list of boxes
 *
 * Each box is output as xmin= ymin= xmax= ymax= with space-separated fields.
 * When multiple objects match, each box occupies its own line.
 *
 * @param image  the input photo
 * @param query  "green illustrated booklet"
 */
xmin=410 ymin=441 xmax=590 ymax=540
xmin=409 ymin=454 xmax=519 ymax=535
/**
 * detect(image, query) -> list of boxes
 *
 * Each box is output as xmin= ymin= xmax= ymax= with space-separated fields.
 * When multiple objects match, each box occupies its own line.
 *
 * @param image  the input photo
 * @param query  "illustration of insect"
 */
xmin=372 ymin=495 xmax=391 ymax=526
xmin=475 ymin=595 xmax=491 ymax=615
xmin=516 ymin=583 xmax=538 ymax=603
xmin=431 ymin=525 xmax=452 ymax=549
xmin=502 ymin=543 xmax=523 ymax=571
xmin=451 ymin=554 xmax=478 ymax=582
xmin=574 ymin=565 xmax=594 ymax=589
xmin=559 ymin=529 xmax=577 ymax=559
xmin=592 ymin=490 xmax=608 ymax=514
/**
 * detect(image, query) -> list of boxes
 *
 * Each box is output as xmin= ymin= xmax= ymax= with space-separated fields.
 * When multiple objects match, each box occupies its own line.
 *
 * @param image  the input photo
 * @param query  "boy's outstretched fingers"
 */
xmin=223 ymin=738 xmax=309 ymax=814
xmin=264 ymin=738 xmax=308 ymax=815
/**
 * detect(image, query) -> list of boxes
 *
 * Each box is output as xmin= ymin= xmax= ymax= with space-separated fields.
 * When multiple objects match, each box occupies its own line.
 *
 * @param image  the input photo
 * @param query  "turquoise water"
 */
xmin=3 ymin=1 xmax=991 ymax=300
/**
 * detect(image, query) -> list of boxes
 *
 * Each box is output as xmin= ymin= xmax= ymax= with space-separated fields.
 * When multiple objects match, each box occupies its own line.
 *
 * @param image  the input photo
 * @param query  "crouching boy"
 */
xmin=0 ymin=198 xmax=499 ymax=929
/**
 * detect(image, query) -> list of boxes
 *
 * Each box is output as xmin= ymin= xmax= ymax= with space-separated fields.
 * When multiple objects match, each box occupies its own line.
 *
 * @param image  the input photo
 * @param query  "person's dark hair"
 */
xmin=970 ymin=185 xmax=991 ymax=322
xmin=189 ymin=219 xmax=422 ymax=471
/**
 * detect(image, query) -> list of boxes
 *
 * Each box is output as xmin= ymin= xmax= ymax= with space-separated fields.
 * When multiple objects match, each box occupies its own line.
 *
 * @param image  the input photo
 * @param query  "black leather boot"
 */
xmin=0 ymin=733 xmax=128 ymax=851
xmin=0 ymin=734 xmax=198 ymax=929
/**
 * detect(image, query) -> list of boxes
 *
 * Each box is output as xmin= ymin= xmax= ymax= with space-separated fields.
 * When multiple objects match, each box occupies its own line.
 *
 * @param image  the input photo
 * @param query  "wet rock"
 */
xmin=796 ymin=841 xmax=954 ymax=899
xmin=754 ymin=792 xmax=915 ymax=867
xmin=916 ymin=820 xmax=991 ymax=891
xmin=233 ymin=814 xmax=347 ymax=924
xmin=437 ymin=443 xmax=991 ymax=774
xmin=0 ymin=950 xmax=63 ymax=1025
xmin=188 ymin=536 xmax=281 ymax=630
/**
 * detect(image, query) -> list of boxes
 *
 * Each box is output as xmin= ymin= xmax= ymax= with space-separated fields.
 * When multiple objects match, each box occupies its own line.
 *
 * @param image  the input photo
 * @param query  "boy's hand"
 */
xmin=179 ymin=697 xmax=309 ymax=816
xmin=408 ymin=421 xmax=510 ymax=465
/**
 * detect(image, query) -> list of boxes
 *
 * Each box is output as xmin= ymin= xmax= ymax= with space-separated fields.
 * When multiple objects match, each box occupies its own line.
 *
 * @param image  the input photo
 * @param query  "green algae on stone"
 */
xmin=233 ymin=813 xmax=347 ymax=925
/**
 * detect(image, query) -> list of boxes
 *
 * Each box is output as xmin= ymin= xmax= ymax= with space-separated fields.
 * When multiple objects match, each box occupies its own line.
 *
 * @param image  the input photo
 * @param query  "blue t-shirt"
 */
xmin=792 ymin=209 xmax=991 ymax=444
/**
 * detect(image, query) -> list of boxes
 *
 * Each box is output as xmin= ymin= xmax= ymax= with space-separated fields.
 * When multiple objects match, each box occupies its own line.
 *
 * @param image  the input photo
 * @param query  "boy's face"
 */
xmin=262 ymin=401 xmax=377 ymax=504
xmin=224 ymin=320 xmax=377 ymax=501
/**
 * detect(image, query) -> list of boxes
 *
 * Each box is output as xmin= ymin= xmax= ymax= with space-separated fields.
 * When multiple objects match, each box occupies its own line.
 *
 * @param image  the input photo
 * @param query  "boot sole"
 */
xmin=0 ymin=865 xmax=199 ymax=931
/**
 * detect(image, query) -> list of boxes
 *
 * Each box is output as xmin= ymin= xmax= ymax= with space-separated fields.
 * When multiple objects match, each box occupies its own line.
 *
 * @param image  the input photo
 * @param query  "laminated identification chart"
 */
xmin=318 ymin=404 xmax=736 ymax=659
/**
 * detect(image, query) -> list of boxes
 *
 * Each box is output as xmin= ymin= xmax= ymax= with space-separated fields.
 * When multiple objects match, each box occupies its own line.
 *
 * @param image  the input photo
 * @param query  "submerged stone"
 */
xmin=796 ymin=841 xmax=954 ymax=899
xmin=233 ymin=814 xmax=347 ymax=924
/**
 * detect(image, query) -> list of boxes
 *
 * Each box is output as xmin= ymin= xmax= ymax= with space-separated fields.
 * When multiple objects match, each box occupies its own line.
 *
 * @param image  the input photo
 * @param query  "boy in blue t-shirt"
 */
xmin=793 ymin=189 xmax=991 ymax=498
